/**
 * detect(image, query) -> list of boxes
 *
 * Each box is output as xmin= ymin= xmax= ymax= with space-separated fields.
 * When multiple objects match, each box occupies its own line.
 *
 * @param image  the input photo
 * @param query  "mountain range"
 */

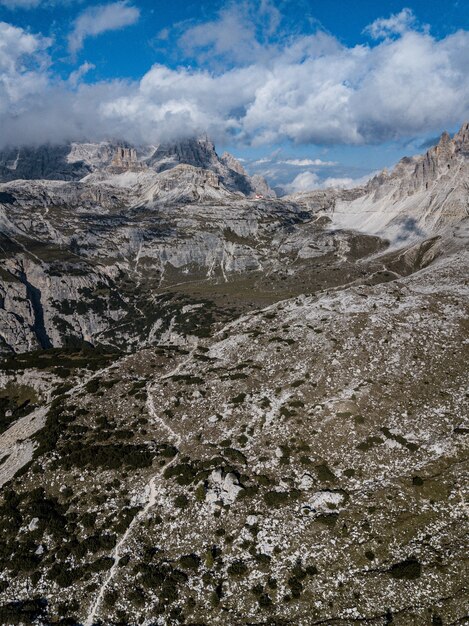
xmin=0 ymin=125 xmax=467 ymax=625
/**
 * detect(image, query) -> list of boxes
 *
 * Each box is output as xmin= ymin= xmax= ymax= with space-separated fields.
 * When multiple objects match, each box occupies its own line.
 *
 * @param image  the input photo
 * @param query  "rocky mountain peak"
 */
xmin=0 ymin=135 xmax=275 ymax=198
xmin=438 ymin=130 xmax=452 ymax=146
xmin=290 ymin=121 xmax=469 ymax=244
xmin=454 ymin=121 xmax=469 ymax=155
xmin=109 ymin=145 xmax=146 ymax=173
xmin=220 ymin=152 xmax=248 ymax=177
xmin=148 ymin=136 xmax=219 ymax=173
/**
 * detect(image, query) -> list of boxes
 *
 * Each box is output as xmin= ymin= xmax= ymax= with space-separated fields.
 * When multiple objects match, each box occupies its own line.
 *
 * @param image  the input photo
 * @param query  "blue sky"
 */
xmin=1 ymin=0 xmax=468 ymax=191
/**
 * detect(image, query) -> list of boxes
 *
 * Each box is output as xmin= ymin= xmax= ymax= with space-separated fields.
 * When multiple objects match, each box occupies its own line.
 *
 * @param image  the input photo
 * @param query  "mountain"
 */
xmin=0 ymin=129 xmax=467 ymax=626
xmin=0 ymin=130 xmax=405 ymax=354
xmin=290 ymin=122 xmax=469 ymax=244
xmin=0 ymin=137 xmax=275 ymax=200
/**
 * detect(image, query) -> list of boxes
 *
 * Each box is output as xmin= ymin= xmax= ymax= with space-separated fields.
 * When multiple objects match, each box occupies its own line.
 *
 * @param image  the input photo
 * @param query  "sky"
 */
xmin=1 ymin=0 xmax=468 ymax=192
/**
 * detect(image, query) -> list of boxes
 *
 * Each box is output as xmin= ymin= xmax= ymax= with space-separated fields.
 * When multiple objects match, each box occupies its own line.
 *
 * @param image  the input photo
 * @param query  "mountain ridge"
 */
xmin=289 ymin=121 xmax=469 ymax=244
xmin=0 ymin=137 xmax=275 ymax=201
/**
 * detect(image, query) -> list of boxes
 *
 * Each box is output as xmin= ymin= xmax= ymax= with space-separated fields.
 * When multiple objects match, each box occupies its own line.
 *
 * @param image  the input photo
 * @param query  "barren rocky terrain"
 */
xmin=0 ymin=128 xmax=467 ymax=625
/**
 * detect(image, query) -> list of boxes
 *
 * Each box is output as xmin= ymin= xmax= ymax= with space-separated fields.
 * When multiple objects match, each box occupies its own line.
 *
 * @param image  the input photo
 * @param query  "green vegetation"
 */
xmin=389 ymin=558 xmax=421 ymax=580
xmin=227 ymin=560 xmax=248 ymax=576
xmin=0 ymin=383 xmax=37 ymax=434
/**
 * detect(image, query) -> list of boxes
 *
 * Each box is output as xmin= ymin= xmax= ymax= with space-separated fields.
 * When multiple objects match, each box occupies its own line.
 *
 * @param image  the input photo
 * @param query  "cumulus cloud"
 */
xmin=0 ymin=21 xmax=50 ymax=110
xmin=1 ymin=5 xmax=469 ymax=149
xmin=283 ymin=171 xmax=320 ymax=193
xmin=68 ymin=60 xmax=95 ymax=87
xmin=283 ymin=171 xmax=376 ymax=194
xmin=365 ymin=8 xmax=418 ymax=39
xmin=177 ymin=0 xmax=283 ymax=67
xmin=68 ymin=1 xmax=140 ymax=54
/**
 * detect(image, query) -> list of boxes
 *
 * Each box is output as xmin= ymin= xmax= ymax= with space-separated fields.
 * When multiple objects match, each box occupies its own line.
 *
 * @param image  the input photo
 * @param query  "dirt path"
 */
xmin=145 ymin=343 xmax=199 ymax=449
xmin=84 ymin=347 xmax=202 ymax=624
xmin=84 ymin=474 xmax=159 ymax=626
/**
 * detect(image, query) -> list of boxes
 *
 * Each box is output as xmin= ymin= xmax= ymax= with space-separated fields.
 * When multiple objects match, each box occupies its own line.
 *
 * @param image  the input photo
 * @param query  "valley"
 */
xmin=0 ymin=127 xmax=467 ymax=626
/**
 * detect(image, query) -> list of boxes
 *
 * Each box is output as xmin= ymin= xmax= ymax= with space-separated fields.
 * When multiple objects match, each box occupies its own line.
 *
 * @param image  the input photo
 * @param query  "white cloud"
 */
xmin=1 ymin=8 xmax=469 ymax=149
xmin=365 ymin=8 xmax=417 ymax=39
xmin=283 ymin=171 xmax=376 ymax=194
xmin=68 ymin=61 xmax=95 ymax=87
xmin=177 ymin=1 xmax=284 ymax=67
xmin=321 ymin=176 xmax=363 ymax=189
xmin=0 ymin=21 xmax=50 ymax=109
xmin=282 ymin=158 xmax=337 ymax=166
xmin=283 ymin=171 xmax=320 ymax=193
xmin=68 ymin=1 xmax=140 ymax=54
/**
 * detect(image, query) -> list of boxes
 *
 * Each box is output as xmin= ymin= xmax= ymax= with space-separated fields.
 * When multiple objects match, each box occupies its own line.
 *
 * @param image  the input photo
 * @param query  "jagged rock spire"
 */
xmin=454 ymin=121 xmax=469 ymax=155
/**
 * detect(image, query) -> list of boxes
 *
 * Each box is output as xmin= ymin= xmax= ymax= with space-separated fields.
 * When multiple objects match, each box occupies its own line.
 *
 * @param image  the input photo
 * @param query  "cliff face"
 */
xmin=0 ymin=145 xmax=91 ymax=181
xmin=110 ymin=146 xmax=140 ymax=170
xmin=1 ymin=127 xmax=468 ymax=353
xmin=0 ymin=168 xmax=390 ymax=354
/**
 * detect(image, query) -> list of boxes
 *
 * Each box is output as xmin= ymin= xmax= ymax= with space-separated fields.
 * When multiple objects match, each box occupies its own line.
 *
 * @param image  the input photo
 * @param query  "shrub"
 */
xmin=223 ymin=448 xmax=247 ymax=465
xmin=179 ymin=554 xmax=200 ymax=570
xmin=174 ymin=495 xmax=189 ymax=509
xmin=389 ymin=558 xmax=421 ymax=580
xmin=316 ymin=463 xmax=336 ymax=482
xmin=85 ymin=378 xmax=100 ymax=393
xmin=264 ymin=491 xmax=289 ymax=507
xmin=227 ymin=560 xmax=248 ymax=576
xmin=316 ymin=513 xmax=338 ymax=526
xmin=287 ymin=576 xmax=303 ymax=598
xmin=60 ymin=444 xmax=153 ymax=470
xmin=0 ymin=598 xmax=48 ymax=625
xmin=230 ymin=393 xmax=246 ymax=404
xmin=164 ymin=463 xmax=197 ymax=485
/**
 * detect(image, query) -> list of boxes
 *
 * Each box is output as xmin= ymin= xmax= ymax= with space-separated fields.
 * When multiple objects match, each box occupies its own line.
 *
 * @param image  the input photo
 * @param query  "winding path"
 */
xmin=84 ymin=346 xmax=199 ymax=624
xmin=84 ymin=474 xmax=159 ymax=626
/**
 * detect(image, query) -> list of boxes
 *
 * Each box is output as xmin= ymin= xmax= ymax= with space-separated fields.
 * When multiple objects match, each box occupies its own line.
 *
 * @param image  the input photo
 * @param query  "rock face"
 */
xmin=0 ymin=168 xmax=391 ymax=353
xmin=110 ymin=146 xmax=140 ymax=171
xmin=0 ymin=130 xmax=467 ymax=354
xmin=221 ymin=151 xmax=276 ymax=198
xmin=0 ymin=145 xmax=91 ymax=181
xmin=0 ymin=133 xmax=406 ymax=354
xmin=290 ymin=122 xmax=469 ymax=243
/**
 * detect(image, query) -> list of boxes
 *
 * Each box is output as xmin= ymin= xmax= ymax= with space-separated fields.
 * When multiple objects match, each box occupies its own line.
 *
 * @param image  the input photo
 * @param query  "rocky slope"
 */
xmin=291 ymin=122 xmax=469 ymax=244
xmin=0 ymin=243 xmax=467 ymax=626
xmin=0 ymin=130 xmax=467 ymax=625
